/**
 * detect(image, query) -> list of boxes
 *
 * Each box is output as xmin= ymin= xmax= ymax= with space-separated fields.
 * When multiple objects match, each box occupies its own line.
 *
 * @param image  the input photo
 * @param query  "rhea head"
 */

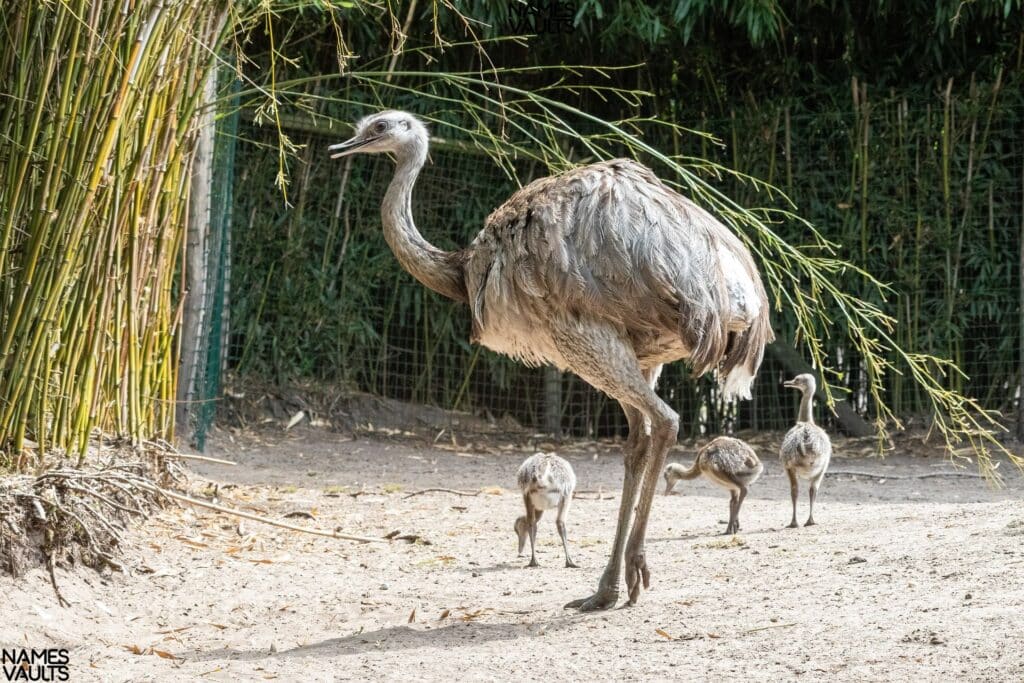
xmin=525 ymin=457 xmax=553 ymax=491
xmin=663 ymin=463 xmax=684 ymax=495
xmin=328 ymin=110 xmax=428 ymax=160
xmin=783 ymin=373 xmax=817 ymax=394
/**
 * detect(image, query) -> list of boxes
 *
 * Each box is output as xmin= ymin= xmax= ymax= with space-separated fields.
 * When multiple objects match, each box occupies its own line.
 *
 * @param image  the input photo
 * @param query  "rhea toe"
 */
xmin=780 ymin=373 xmax=833 ymax=527
xmin=515 ymin=452 xmax=579 ymax=568
xmin=664 ymin=436 xmax=763 ymax=535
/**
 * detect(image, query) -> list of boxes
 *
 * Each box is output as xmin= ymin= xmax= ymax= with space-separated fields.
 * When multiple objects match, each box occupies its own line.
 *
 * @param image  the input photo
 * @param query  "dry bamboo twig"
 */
xmin=47 ymin=554 xmax=69 ymax=608
xmin=826 ymin=470 xmax=984 ymax=480
xmin=154 ymin=452 xmax=238 ymax=466
xmin=745 ymin=622 xmax=797 ymax=633
xmin=76 ymin=500 xmax=126 ymax=545
xmin=148 ymin=485 xmax=387 ymax=543
xmin=29 ymin=494 xmax=125 ymax=571
xmin=573 ymin=489 xmax=615 ymax=500
xmin=37 ymin=471 xmax=152 ymax=513
xmin=402 ymin=487 xmax=481 ymax=499
xmin=63 ymin=482 xmax=145 ymax=515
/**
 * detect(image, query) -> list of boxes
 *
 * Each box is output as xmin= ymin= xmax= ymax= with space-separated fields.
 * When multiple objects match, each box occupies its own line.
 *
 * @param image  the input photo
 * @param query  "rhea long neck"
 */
xmin=381 ymin=137 xmax=466 ymax=303
xmin=797 ymin=386 xmax=815 ymax=425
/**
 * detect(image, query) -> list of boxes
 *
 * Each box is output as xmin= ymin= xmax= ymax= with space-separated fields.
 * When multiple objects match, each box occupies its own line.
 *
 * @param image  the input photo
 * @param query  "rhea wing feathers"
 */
xmin=464 ymin=159 xmax=773 ymax=398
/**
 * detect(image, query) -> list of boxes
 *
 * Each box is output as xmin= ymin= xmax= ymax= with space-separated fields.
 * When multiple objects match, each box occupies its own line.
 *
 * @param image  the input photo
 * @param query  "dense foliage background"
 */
xmin=211 ymin=2 xmax=1024 ymax=439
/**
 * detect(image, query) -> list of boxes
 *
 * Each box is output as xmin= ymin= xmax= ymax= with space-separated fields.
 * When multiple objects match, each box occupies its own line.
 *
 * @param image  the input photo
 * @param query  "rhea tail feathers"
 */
xmin=719 ymin=304 xmax=773 ymax=401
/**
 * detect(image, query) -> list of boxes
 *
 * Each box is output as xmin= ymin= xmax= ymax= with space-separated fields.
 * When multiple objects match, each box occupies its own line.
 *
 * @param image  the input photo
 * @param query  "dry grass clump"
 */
xmin=0 ymin=443 xmax=177 ymax=603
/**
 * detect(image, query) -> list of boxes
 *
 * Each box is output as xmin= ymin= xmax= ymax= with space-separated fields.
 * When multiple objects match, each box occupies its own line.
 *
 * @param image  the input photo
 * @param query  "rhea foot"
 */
xmin=804 ymin=518 xmax=816 ymax=527
xmin=625 ymin=553 xmax=651 ymax=605
xmin=786 ymin=520 xmax=799 ymax=529
xmin=565 ymin=559 xmax=580 ymax=569
xmin=564 ymin=581 xmax=618 ymax=611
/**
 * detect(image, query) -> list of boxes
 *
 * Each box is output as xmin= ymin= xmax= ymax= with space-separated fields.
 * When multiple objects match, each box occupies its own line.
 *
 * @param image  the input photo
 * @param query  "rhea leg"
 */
xmin=786 ymin=469 xmax=799 ymax=529
xmin=515 ymin=516 xmax=528 ymax=556
xmin=556 ymin=497 xmax=579 ymax=568
xmin=564 ymin=419 xmax=644 ymax=609
xmin=734 ymin=484 xmax=748 ymax=533
xmin=623 ymin=367 xmax=677 ymax=606
xmin=558 ymin=329 xmax=666 ymax=611
xmin=805 ymin=473 xmax=823 ymax=526
xmin=726 ymin=490 xmax=739 ymax=535
xmin=524 ymin=495 xmax=543 ymax=568
xmin=623 ymin=405 xmax=650 ymax=465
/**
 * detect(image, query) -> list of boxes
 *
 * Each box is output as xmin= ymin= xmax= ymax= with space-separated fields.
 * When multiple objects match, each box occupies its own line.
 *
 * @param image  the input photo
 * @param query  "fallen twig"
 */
xmin=29 ymin=494 xmax=125 ymax=571
xmin=745 ymin=622 xmax=796 ymax=633
xmin=574 ymin=489 xmax=615 ymax=500
xmin=63 ymin=482 xmax=145 ymax=516
xmin=155 ymin=452 xmax=238 ymax=466
xmin=402 ymin=487 xmax=481 ymax=499
xmin=826 ymin=470 xmax=984 ymax=480
xmin=148 ymin=485 xmax=387 ymax=543
xmin=46 ymin=554 xmax=69 ymax=608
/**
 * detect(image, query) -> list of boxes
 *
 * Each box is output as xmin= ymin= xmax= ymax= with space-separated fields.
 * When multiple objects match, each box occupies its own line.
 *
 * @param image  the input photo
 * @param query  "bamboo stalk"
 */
xmin=940 ymin=78 xmax=955 ymax=368
xmin=0 ymin=1 xmax=228 ymax=466
xmin=783 ymin=106 xmax=792 ymax=195
xmin=858 ymin=85 xmax=870 ymax=266
xmin=1019 ymin=160 xmax=1024 ymax=441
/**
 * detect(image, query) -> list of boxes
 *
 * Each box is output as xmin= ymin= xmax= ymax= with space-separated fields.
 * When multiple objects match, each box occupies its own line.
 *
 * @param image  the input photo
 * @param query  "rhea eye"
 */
xmin=373 ymin=120 xmax=388 ymax=134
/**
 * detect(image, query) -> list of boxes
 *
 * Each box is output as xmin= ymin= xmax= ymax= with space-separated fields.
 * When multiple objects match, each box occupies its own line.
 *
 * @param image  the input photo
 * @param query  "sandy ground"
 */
xmin=3 ymin=424 xmax=1024 ymax=682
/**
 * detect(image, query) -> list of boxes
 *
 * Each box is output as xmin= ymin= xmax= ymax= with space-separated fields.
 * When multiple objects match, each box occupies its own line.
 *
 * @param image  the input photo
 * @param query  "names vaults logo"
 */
xmin=2 ymin=650 xmax=70 ymax=682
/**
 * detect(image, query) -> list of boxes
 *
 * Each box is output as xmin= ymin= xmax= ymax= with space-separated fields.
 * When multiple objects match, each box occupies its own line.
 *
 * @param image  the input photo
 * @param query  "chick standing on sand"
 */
xmin=779 ymin=373 xmax=833 ymax=527
xmin=664 ymin=436 xmax=763 ymax=534
xmin=515 ymin=452 xmax=579 ymax=568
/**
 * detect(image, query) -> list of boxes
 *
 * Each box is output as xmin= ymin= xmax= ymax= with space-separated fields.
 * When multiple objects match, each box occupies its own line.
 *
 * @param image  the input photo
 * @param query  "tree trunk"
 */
xmin=544 ymin=366 xmax=562 ymax=438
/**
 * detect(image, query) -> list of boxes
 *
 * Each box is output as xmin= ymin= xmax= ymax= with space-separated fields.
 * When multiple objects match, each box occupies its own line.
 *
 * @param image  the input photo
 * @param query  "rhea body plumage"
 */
xmin=514 ymin=452 xmax=579 ymax=568
xmin=328 ymin=110 xmax=773 ymax=610
xmin=779 ymin=373 xmax=832 ymax=527
xmin=664 ymin=436 xmax=763 ymax=534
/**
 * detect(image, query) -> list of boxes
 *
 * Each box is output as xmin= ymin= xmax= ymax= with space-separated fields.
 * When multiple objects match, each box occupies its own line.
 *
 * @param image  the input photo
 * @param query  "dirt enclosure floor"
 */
xmin=3 ymin=420 xmax=1024 ymax=681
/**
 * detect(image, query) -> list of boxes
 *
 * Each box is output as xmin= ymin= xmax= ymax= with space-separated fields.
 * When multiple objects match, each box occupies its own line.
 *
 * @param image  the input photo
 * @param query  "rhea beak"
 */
xmin=328 ymin=135 xmax=370 ymax=159
xmin=783 ymin=380 xmax=797 ymax=389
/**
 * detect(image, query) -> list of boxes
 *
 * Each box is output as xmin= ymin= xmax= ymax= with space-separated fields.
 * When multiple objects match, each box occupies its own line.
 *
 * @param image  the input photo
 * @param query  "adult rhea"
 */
xmin=329 ymin=110 xmax=773 ymax=610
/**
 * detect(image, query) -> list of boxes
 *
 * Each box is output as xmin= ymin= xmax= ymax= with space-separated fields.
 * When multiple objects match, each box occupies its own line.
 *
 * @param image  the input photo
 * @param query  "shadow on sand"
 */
xmin=180 ymin=614 xmax=582 ymax=663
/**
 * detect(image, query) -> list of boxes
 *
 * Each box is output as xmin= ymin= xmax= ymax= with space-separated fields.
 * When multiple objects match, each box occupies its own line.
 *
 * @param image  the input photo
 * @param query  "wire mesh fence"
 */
xmin=187 ymin=79 xmax=240 ymax=452
xmin=189 ymin=89 xmax=1024 ymax=447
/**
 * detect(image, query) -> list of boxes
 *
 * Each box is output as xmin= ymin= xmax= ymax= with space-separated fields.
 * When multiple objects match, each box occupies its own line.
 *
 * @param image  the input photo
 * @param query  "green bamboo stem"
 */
xmin=0 ymin=1 xmax=229 ymax=465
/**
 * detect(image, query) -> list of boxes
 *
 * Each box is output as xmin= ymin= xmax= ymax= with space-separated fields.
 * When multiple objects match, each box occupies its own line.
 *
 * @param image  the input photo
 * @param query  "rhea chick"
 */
xmin=664 ymin=436 xmax=763 ymax=534
xmin=780 ymin=373 xmax=833 ymax=527
xmin=515 ymin=452 xmax=579 ymax=568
